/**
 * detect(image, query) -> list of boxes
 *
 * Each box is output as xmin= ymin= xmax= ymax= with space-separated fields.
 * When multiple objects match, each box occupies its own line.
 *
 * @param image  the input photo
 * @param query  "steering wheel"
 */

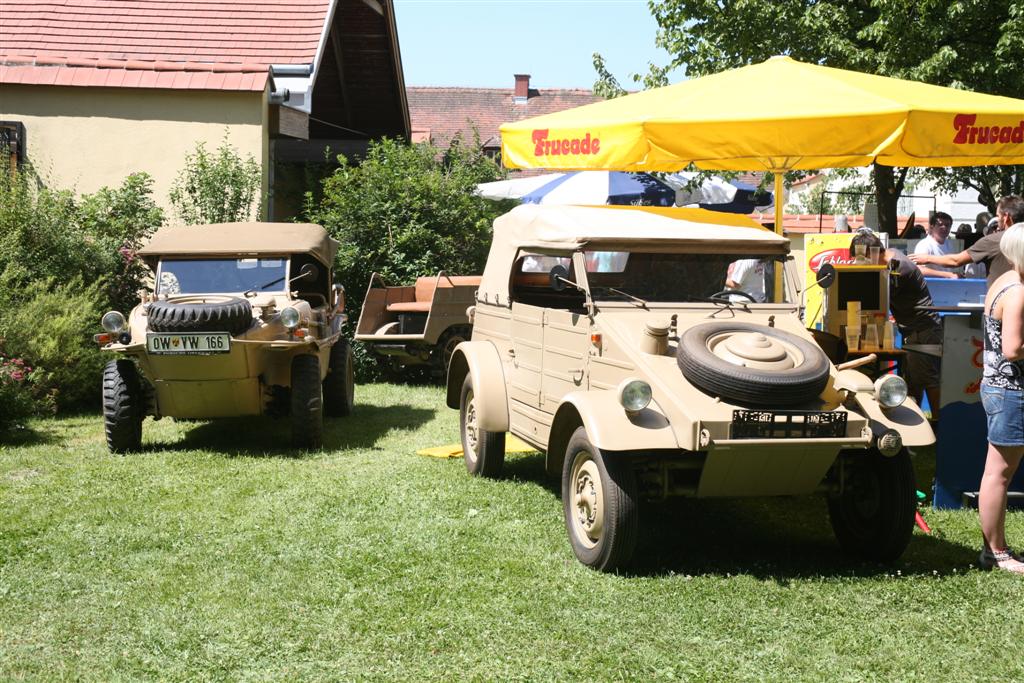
xmin=709 ymin=289 xmax=757 ymax=303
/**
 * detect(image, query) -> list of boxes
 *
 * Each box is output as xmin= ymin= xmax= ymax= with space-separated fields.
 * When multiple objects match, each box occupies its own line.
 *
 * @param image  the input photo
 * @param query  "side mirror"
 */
xmin=815 ymin=263 xmax=836 ymax=289
xmin=549 ymin=264 xmax=570 ymax=292
xmin=297 ymin=263 xmax=318 ymax=282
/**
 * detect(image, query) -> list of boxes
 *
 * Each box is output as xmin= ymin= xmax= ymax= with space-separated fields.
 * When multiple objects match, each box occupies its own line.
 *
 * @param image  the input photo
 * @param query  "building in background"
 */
xmin=0 ymin=0 xmax=410 ymax=220
xmin=407 ymin=74 xmax=599 ymax=164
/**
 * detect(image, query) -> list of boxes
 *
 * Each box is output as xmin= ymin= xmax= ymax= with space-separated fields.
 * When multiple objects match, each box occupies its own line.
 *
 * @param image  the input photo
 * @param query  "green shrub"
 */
xmin=0 ymin=164 xmax=163 ymax=315
xmin=0 ymin=347 xmax=47 ymax=435
xmin=0 ymin=276 xmax=107 ymax=410
xmin=307 ymin=136 xmax=513 ymax=378
xmin=169 ymin=136 xmax=262 ymax=224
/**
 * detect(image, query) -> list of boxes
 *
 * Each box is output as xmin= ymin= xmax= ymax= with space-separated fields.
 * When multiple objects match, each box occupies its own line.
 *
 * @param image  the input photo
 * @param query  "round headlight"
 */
xmin=101 ymin=310 xmax=126 ymax=333
xmin=280 ymin=306 xmax=301 ymax=330
xmin=875 ymin=375 xmax=908 ymax=408
xmin=617 ymin=378 xmax=652 ymax=413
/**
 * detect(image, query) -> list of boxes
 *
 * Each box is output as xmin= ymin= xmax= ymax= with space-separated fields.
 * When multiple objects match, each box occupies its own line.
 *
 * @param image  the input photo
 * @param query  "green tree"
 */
xmin=306 ymin=136 xmax=513 ymax=377
xmin=169 ymin=136 xmax=262 ymax=224
xmin=596 ymin=0 xmax=1023 ymax=233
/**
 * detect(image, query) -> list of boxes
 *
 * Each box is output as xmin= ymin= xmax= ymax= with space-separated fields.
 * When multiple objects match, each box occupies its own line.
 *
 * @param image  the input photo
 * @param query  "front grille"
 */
xmin=730 ymin=409 xmax=847 ymax=439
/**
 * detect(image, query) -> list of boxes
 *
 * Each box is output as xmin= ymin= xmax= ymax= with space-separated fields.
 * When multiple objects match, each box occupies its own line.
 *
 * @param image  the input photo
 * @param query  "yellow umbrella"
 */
xmin=500 ymin=55 xmax=1024 ymax=296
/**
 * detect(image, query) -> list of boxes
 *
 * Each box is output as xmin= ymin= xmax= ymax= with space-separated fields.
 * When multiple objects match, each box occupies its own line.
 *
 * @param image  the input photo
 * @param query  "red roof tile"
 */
xmin=407 ymin=86 xmax=603 ymax=150
xmin=0 ymin=0 xmax=331 ymax=91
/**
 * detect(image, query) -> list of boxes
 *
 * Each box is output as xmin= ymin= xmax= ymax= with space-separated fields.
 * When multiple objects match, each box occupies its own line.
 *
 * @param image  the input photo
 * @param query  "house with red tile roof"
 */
xmin=407 ymin=74 xmax=601 ymax=161
xmin=0 ymin=0 xmax=410 ymax=219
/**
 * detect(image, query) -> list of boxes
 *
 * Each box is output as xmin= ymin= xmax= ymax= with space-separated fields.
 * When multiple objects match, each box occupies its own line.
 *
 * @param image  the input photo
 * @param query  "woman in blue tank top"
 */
xmin=979 ymin=222 xmax=1024 ymax=574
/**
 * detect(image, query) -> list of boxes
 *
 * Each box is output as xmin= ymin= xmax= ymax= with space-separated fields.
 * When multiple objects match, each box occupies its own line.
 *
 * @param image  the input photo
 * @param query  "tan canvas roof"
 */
xmin=138 ymin=223 xmax=339 ymax=266
xmin=480 ymin=204 xmax=790 ymax=304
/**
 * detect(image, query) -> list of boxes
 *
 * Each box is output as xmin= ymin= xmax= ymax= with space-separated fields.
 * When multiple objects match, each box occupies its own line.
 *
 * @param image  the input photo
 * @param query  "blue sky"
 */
xmin=393 ymin=0 xmax=681 ymax=89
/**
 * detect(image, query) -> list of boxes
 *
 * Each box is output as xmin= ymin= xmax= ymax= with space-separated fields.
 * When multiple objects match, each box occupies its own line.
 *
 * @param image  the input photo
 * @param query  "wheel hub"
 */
xmin=709 ymin=331 xmax=798 ymax=370
xmin=572 ymin=457 xmax=603 ymax=545
xmin=464 ymin=393 xmax=479 ymax=462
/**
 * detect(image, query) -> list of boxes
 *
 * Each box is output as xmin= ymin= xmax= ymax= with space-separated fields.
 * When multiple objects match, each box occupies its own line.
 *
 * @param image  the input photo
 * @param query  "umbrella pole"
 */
xmin=773 ymin=171 xmax=785 ymax=302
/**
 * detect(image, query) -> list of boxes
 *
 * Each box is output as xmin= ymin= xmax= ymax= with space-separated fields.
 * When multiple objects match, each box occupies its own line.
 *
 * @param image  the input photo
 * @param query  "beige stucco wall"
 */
xmin=0 ymin=84 xmax=269 ymax=217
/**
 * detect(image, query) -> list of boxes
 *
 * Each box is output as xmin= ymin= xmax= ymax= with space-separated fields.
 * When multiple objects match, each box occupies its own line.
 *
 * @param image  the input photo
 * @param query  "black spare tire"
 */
xmin=677 ymin=321 xmax=830 ymax=406
xmin=147 ymin=295 xmax=253 ymax=336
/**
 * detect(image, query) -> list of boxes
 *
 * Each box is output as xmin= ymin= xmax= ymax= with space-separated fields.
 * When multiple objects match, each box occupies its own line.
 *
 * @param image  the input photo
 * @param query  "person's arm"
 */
xmin=909 ymin=251 xmax=971 ymax=267
xmin=917 ymin=265 xmax=959 ymax=279
xmin=726 ymin=260 xmax=750 ymax=290
xmin=1001 ymin=286 xmax=1024 ymax=361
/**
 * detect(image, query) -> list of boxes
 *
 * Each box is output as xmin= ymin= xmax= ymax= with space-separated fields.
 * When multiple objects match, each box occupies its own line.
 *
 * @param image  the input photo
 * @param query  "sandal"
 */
xmin=979 ymin=547 xmax=1024 ymax=574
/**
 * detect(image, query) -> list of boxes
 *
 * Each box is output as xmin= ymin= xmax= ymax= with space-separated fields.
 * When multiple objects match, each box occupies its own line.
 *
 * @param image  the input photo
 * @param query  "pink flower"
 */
xmin=10 ymin=370 xmax=24 ymax=381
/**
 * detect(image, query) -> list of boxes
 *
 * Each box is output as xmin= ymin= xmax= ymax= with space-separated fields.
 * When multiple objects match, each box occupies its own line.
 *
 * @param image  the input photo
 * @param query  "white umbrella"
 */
xmin=475 ymin=173 xmax=566 ymax=200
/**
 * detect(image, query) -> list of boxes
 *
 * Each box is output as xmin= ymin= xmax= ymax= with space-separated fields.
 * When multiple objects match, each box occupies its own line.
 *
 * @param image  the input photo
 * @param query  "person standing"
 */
xmin=725 ymin=258 xmax=767 ymax=302
xmin=911 ymin=196 xmax=1024 ymax=288
xmin=913 ymin=212 xmax=959 ymax=278
xmin=977 ymin=222 xmax=1024 ymax=574
xmin=848 ymin=230 xmax=942 ymax=411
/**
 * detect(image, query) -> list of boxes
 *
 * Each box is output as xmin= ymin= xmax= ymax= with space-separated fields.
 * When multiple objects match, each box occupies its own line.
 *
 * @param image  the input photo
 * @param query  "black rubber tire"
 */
xmin=562 ymin=427 xmax=638 ymax=572
xmin=290 ymin=354 xmax=323 ymax=449
xmin=459 ymin=374 xmax=505 ymax=478
xmin=828 ymin=448 xmax=916 ymax=562
xmin=148 ymin=296 xmax=253 ymax=336
xmin=677 ymin=321 xmax=830 ymax=406
xmin=102 ymin=359 xmax=143 ymax=453
xmin=432 ymin=325 xmax=472 ymax=377
xmin=323 ymin=339 xmax=354 ymax=417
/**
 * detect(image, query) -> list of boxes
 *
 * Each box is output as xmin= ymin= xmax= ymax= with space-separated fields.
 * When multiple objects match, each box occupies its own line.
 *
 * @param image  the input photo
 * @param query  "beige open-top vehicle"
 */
xmin=355 ymin=272 xmax=480 ymax=378
xmin=447 ymin=204 xmax=934 ymax=571
xmin=96 ymin=222 xmax=354 ymax=452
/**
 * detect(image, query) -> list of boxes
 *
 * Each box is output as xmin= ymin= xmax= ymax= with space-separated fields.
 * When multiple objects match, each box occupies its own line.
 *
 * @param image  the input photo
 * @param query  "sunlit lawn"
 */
xmin=2 ymin=383 xmax=1022 ymax=681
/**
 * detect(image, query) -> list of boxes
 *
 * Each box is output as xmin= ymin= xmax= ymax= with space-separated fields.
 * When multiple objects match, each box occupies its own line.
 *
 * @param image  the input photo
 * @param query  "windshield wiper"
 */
xmin=593 ymin=286 xmax=648 ymax=308
xmin=244 ymin=275 xmax=286 ymax=297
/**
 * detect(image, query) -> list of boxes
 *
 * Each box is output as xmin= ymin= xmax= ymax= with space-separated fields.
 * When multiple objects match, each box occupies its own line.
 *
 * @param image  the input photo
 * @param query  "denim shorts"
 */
xmin=981 ymin=384 xmax=1024 ymax=447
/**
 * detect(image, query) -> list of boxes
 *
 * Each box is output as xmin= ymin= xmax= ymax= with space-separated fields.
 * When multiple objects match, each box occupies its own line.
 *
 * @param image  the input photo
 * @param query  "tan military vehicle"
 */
xmin=355 ymin=272 xmax=480 ymax=378
xmin=447 ymin=204 xmax=934 ymax=572
xmin=95 ymin=223 xmax=354 ymax=452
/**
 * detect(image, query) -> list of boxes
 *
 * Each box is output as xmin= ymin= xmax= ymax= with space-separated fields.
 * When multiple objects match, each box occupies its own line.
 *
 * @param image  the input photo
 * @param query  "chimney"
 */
xmin=513 ymin=74 xmax=530 ymax=104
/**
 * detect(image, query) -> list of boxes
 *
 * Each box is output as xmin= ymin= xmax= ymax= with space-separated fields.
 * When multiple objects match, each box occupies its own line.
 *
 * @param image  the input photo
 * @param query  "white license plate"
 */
xmin=147 ymin=333 xmax=231 ymax=355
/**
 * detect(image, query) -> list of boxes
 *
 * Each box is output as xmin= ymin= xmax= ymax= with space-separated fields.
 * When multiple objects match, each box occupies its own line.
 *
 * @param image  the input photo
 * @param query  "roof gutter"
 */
xmin=269 ymin=63 xmax=315 ymax=111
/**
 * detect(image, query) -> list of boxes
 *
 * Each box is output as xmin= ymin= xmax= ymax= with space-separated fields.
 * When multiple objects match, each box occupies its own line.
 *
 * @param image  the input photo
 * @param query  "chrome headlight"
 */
xmin=280 ymin=306 xmax=301 ymax=330
xmin=101 ymin=310 xmax=126 ymax=333
xmin=617 ymin=378 xmax=652 ymax=413
xmin=875 ymin=375 xmax=908 ymax=408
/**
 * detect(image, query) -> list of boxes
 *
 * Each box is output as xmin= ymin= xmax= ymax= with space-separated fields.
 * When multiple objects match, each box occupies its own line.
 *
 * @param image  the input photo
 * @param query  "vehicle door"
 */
xmin=540 ymin=251 xmax=592 ymax=413
xmin=506 ymin=250 xmax=572 ymax=442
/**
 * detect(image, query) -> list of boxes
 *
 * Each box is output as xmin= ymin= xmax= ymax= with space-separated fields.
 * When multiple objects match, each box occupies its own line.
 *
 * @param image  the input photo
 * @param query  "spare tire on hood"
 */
xmin=147 ymin=295 xmax=254 ymax=336
xmin=677 ymin=321 xmax=830 ymax=406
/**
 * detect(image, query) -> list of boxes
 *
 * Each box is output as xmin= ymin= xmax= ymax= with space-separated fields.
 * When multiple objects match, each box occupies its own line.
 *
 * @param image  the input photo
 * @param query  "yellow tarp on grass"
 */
xmin=417 ymin=435 xmax=537 ymax=459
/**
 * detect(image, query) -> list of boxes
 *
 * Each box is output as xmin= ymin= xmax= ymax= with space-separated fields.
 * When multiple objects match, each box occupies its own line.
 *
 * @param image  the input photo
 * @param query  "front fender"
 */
xmin=557 ymin=391 xmax=679 ymax=452
xmin=853 ymin=392 xmax=935 ymax=447
xmin=445 ymin=341 xmax=509 ymax=432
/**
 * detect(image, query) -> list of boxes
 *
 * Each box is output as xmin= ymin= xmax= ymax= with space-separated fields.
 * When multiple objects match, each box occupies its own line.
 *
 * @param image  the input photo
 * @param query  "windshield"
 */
xmin=584 ymin=251 xmax=776 ymax=303
xmin=158 ymin=258 xmax=288 ymax=295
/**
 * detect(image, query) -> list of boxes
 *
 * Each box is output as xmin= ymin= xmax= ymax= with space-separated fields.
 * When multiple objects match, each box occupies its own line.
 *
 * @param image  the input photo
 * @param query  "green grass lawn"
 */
xmin=2 ymin=383 xmax=1022 ymax=682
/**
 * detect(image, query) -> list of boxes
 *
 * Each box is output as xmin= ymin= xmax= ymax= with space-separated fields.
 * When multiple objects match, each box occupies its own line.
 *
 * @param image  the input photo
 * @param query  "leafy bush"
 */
xmin=306 ymin=136 xmax=513 ymax=379
xmin=0 ymin=348 xmax=47 ymax=435
xmin=169 ymin=136 xmax=262 ymax=224
xmin=0 ymin=277 xmax=107 ymax=411
xmin=0 ymin=163 xmax=162 ymax=410
xmin=0 ymin=164 xmax=163 ymax=315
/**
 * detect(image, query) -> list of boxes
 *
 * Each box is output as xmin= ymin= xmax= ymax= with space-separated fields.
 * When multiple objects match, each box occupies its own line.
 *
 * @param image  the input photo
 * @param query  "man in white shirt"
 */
xmin=913 ymin=212 xmax=960 ymax=279
xmin=726 ymin=258 xmax=766 ymax=302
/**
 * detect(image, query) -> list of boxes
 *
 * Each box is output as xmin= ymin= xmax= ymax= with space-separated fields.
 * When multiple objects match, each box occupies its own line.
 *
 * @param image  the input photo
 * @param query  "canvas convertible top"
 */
xmin=479 ymin=204 xmax=789 ymax=304
xmin=138 ymin=223 xmax=339 ymax=266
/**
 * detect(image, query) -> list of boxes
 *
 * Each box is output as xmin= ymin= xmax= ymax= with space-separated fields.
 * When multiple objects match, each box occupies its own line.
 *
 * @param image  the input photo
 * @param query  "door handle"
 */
xmin=570 ymin=368 xmax=584 ymax=384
